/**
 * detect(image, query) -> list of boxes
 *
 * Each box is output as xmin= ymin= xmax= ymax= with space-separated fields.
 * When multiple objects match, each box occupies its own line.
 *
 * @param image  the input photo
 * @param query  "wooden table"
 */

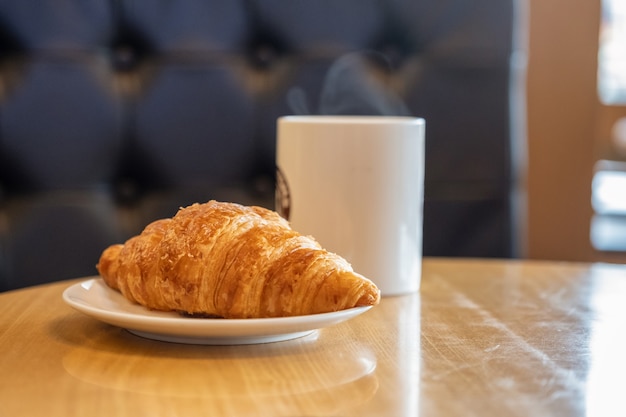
xmin=1 ymin=258 xmax=625 ymax=416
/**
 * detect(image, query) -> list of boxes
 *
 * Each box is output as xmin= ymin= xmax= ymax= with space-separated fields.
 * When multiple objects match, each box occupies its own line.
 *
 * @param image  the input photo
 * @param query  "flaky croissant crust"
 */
xmin=97 ymin=200 xmax=380 ymax=318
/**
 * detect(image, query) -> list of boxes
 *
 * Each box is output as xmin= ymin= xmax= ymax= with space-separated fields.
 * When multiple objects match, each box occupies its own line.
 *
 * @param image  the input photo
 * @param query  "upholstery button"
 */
xmin=251 ymin=44 xmax=277 ymax=68
xmin=112 ymin=45 xmax=137 ymax=71
xmin=376 ymin=44 xmax=408 ymax=69
xmin=252 ymin=174 xmax=273 ymax=196
xmin=115 ymin=178 xmax=139 ymax=204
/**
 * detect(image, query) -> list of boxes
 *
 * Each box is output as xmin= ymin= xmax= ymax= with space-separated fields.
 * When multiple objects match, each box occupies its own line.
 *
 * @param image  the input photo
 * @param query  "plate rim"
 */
xmin=62 ymin=278 xmax=372 ymax=344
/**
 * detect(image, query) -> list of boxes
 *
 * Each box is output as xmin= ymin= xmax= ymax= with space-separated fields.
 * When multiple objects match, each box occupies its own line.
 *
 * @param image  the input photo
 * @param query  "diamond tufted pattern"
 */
xmin=0 ymin=0 xmax=526 ymax=290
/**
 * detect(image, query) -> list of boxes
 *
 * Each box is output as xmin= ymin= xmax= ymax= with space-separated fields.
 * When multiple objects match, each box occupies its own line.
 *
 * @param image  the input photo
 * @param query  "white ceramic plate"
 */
xmin=63 ymin=278 xmax=372 ymax=345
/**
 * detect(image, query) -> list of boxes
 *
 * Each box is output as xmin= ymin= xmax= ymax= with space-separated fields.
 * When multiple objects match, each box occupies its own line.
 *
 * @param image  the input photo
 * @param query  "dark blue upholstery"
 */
xmin=0 ymin=0 xmax=526 ymax=291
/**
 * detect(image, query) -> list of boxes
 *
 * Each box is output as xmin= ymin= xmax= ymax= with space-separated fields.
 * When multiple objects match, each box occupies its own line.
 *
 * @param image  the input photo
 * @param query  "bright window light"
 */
xmin=598 ymin=0 xmax=626 ymax=104
xmin=591 ymin=161 xmax=626 ymax=251
xmin=592 ymin=169 xmax=626 ymax=215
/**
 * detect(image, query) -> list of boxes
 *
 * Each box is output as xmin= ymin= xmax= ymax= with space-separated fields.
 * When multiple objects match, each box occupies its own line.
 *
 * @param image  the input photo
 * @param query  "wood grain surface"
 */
xmin=1 ymin=258 xmax=625 ymax=417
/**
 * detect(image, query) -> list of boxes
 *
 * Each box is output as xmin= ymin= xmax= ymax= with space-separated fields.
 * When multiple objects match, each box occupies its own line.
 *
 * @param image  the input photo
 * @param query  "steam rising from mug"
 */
xmin=287 ymin=51 xmax=410 ymax=116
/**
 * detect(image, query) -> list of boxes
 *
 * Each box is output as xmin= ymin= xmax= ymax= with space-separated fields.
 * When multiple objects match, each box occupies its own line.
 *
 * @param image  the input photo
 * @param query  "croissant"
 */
xmin=96 ymin=200 xmax=380 ymax=318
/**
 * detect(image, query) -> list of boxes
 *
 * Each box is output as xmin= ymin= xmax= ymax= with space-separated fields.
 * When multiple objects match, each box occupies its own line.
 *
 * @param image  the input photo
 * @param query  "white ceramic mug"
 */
xmin=276 ymin=115 xmax=425 ymax=295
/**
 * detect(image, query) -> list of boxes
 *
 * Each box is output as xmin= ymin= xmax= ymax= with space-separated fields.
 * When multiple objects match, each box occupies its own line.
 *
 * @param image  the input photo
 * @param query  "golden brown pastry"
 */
xmin=97 ymin=200 xmax=380 ymax=318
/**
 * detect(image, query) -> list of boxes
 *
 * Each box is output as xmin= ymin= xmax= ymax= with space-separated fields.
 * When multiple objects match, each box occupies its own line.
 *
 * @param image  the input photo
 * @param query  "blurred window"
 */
xmin=598 ymin=0 xmax=626 ymax=104
xmin=592 ymin=0 xmax=626 ymax=252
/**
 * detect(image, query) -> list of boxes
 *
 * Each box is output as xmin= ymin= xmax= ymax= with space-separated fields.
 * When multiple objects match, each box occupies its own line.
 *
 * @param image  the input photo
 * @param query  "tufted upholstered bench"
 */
xmin=0 ymin=0 xmax=526 ymax=291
